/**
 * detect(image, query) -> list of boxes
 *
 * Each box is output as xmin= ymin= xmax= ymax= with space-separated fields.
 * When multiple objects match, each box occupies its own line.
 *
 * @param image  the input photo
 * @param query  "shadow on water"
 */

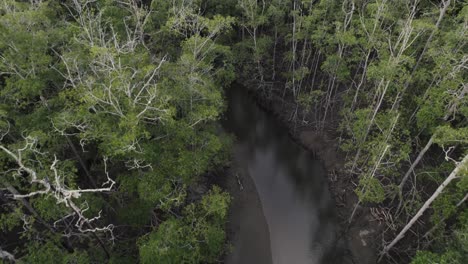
xmin=222 ymin=85 xmax=350 ymax=264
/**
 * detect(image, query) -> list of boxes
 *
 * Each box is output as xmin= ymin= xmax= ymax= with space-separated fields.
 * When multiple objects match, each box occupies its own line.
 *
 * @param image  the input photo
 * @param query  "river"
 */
xmin=222 ymin=86 xmax=350 ymax=264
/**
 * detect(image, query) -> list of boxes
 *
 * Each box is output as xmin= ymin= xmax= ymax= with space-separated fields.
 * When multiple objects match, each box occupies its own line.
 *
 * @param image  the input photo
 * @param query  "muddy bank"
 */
xmin=247 ymin=88 xmax=381 ymax=264
xmin=222 ymin=166 xmax=272 ymax=264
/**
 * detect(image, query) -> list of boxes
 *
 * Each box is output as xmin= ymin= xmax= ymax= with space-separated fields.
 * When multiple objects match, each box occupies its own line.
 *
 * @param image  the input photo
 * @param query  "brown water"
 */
xmin=222 ymin=86 xmax=350 ymax=264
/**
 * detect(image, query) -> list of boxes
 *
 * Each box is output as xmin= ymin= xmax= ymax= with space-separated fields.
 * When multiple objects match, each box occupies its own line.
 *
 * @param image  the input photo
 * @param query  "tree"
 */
xmin=380 ymin=154 xmax=468 ymax=259
xmin=1 ymin=1 xmax=235 ymax=262
xmin=138 ymin=186 xmax=230 ymax=264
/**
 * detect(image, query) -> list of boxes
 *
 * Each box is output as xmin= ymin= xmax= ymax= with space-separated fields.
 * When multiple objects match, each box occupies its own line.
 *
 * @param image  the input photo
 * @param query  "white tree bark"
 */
xmin=395 ymin=135 xmax=434 ymax=213
xmin=0 ymin=248 xmax=15 ymax=262
xmin=349 ymin=114 xmax=398 ymax=223
xmin=397 ymin=71 xmax=465 ymax=209
xmin=422 ymin=192 xmax=468 ymax=239
xmin=321 ymin=0 xmax=355 ymax=129
xmin=399 ymin=136 xmax=434 ymax=190
xmin=403 ymin=0 xmax=451 ymax=92
xmin=0 ymin=137 xmax=115 ymax=234
xmin=380 ymin=154 xmax=468 ymax=260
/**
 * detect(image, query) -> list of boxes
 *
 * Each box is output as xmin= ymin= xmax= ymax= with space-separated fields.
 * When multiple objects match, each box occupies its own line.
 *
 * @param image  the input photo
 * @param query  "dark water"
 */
xmin=222 ymin=86 xmax=348 ymax=264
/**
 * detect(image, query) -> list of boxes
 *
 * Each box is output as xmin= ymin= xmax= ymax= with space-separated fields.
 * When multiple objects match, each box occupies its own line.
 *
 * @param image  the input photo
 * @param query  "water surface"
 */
xmin=223 ymin=86 xmax=348 ymax=264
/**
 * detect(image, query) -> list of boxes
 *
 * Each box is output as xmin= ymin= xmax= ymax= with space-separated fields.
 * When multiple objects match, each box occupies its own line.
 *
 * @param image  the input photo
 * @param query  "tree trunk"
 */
xmin=395 ymin=135 xmax=434 ymax=213
xmin=423 ymin=192 xmax=468 ymax=239
xmin=348 ymin=200 xmax=361 ymax=224
xmin=4 ymin=182 xmax=56 ymax=233
xmin=402 ymin=0 xmax=450 ymax=94
xmin=66 ymin=136 xmax=97 ymax=188
xmin=351 ymin=50 xmax=371 ymax=111
xmin=0 ymin=248 xmax=15 ymax=263
xmin=349 ymin=144 xmax=391 ymax=223
xmin=444 ymin=83 xmax=467 ymax=121
xmin=399 ymin=136 xmax=434 ymax=191
xmin=351 ymin=80 xmax=390 ymax=172
xmin=379 ymin=154 xmax=468 ymax=261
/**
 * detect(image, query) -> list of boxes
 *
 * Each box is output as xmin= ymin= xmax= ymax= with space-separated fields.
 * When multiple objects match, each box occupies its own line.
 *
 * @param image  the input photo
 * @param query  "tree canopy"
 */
xmin=1 ymin=0 xmax=467 ymax=263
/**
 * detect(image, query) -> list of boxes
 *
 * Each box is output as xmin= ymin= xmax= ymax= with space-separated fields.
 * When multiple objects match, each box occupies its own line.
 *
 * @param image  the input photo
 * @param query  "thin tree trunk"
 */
xmin=402 ymin=0 xmax=450 ymax=93
xmin=309 ymin=50 xmax=320 ymax=93
xmin=3 ymin=183 xmax=75 ymax=252
xmin=42 ymin=91 xmax=96 ymax=189
xmin=65 ymin=136 xmax=97 ymax=188
xmin=423 ymin=192 xmax=467 ymax=239
xmin=348 ymin=200 xmax=361 ymax=224
xmin=351 ymin=80 xmax=390 ymax=172
xmin=397 ymin=94 xmax=459 ymax=212
xmin=379 ymin=154 xmax=468 ymax=261
xmin=69 ymin=205 xmax=111 ymax=259
xmin=349 ymin=144 xmax=391 ymax=223
xmin=351 ymin=50 xmax=371 ymax=111
xmin=399 ymin=136 xmax=434 ymax=191
xmin=272 ymin=26 xmax=278 ymax=81
xmin=444 ymin=83 xmax=467 ymax=120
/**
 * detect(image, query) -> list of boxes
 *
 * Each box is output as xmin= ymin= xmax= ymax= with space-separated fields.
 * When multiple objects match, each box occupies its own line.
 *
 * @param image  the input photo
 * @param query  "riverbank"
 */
xmin=247 ymin=88 xmax=381 ymax=264
xmin=220 ymin=165 xmax=272 ymax=263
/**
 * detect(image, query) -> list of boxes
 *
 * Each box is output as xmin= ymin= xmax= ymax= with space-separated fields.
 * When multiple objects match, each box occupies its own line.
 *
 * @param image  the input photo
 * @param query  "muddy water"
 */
xmin=222 ymin=86 xmax=349 ymax=264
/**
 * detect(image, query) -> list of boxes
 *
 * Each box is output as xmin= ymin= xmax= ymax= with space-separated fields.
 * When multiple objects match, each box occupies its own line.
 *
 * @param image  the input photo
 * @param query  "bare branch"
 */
xmin=0 ymin=140 xmax=115 ymax=237
xmin=0 ymin=247 xmax=15 ymax=263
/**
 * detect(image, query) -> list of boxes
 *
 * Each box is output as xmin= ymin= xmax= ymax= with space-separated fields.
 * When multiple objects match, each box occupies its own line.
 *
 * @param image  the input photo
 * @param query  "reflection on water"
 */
xmin=223 ymin=86 xmax=347 ymax=264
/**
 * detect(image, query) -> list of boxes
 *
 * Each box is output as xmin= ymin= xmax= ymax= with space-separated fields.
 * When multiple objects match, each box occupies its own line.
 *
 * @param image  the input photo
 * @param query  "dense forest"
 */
xmin=0 ymin=0 xmax=466 ymax=263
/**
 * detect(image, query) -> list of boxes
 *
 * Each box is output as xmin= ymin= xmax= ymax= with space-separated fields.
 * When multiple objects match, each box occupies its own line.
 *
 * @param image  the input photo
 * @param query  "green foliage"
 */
xmin=414 ymin=210 xmax=468 ymax=263
xmin=139 ymin=186 xmax=230 ymax=264
xmin=1 ymin=0 xmax=234 ymax=262
xmin=0 ymin=0 xmax=466 ymax=263
xmin=19 ymin=241 xmax=89 ymax=264
xmin=434 ymin=126 xmax=468 ymax=146
xmin=355 ymin=177 xmax=385 ymax=203
xmin=411 ymin=250 xmax=462 ymax=264
xmin=454 ymin=210 xmax=468 ymax=256
xmin=431 ymin=190 xmax=463 ymax=225
xmin=0 ymin=207 xmax=22 ymax=232
xmin=31 ymin=196 xmax=69 ymax=222
xmin=297 ymin=90 xmax=324 ymax=113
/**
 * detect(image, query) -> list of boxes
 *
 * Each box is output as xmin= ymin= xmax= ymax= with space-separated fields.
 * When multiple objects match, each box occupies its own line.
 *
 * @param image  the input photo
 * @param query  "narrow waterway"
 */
xmin=222 ymin=86 xmax=349 ymax=264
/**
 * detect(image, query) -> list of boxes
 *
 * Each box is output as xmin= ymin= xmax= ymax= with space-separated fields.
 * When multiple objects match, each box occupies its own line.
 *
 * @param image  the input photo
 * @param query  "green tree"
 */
xmin=139 ymin=186 xmax=230 ymax=264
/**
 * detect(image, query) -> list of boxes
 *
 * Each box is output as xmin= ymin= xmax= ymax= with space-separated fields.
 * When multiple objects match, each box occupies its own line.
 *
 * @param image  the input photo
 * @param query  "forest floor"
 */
xmin=250 ymin=89 xmax=382 ymax=264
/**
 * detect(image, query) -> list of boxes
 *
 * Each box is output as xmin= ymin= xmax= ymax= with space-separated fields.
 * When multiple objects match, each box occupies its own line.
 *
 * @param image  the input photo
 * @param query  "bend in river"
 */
xmin=222 ymin=86 xmax=350 ymax=264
